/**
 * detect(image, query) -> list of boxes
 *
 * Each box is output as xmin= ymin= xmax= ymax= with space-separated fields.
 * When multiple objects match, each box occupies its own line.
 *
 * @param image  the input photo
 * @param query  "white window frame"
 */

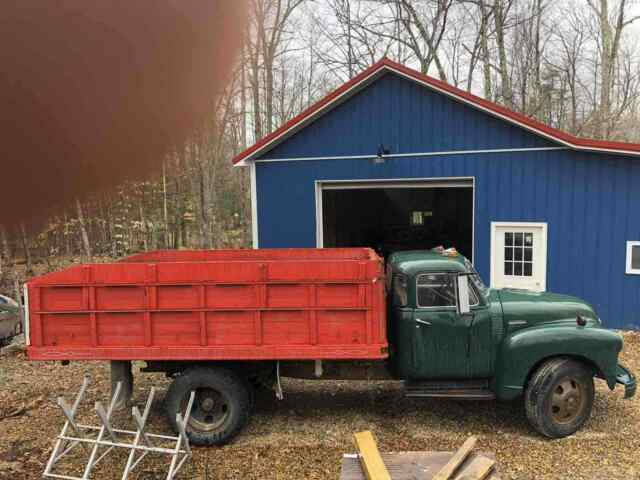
xmin=490 ymin=221 xmax=548 ymax=291
xmin=626 ymin=241 xmax=640 ymax=275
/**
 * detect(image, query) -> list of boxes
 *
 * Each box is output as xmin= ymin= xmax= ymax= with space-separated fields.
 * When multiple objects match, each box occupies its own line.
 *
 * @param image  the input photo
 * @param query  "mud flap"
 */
xmin=616 ymin=364 xmax=636 ymax=399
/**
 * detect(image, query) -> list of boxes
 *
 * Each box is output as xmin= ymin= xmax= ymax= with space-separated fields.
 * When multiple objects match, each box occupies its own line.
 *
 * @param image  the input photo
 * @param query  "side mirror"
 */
xmin=456 ymin=274 xmax=471 ymax=315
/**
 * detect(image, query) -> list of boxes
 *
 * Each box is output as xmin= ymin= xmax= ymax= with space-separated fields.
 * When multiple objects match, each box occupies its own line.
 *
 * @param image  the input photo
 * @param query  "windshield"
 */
xmin=463 ymin=258 xmax=489 ymax=297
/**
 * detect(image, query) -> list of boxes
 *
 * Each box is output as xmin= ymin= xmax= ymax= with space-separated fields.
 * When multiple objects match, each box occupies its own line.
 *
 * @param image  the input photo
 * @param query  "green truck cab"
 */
xmin=387 ymin=249 xmax=636 ymax=438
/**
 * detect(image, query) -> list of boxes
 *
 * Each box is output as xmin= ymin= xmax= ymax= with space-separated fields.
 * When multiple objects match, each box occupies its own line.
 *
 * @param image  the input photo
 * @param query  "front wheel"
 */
xmin=525 ymin=358 xmax=595 ymax=438
xmin=165 ymin=366 xmax=252 ymax=446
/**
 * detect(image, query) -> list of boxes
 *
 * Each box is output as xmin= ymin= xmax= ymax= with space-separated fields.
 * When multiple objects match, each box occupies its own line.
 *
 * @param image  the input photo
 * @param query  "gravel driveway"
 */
xmin=1 ymin=332 xmax=638 ymax=479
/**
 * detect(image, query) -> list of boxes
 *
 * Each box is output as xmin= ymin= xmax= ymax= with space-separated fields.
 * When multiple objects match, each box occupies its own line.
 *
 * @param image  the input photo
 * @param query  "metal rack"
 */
xmin=43 ymin=375 xmax=194 ymax=480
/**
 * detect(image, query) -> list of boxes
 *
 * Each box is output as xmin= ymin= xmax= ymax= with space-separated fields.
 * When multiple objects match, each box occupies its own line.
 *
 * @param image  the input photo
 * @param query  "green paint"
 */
xmin=387 ymin=250 xmax=636 ymax=400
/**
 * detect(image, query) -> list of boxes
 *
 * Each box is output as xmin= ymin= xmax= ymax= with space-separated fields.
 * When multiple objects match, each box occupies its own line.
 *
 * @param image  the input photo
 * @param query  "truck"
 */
xmin=25 ymin=247 xmax=636 ymax=445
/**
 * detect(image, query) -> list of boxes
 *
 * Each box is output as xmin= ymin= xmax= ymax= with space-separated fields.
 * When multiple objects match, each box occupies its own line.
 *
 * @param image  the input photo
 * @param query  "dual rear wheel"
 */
xmin=165 ymin=367 xmax=252 ymax=446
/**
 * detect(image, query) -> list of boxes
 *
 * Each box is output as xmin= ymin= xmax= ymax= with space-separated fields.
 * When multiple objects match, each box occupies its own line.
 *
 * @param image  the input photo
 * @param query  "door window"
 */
xmin=504 ymin=231 xmax=533 ymax=277
xmin=491 ymin=222 xmax=547 ymax=291
xmin=416 ymin=273 xmax=478 ymax=308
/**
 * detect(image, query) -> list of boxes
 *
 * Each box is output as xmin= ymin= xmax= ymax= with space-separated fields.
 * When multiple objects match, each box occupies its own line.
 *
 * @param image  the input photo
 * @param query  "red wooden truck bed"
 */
xmin=25 ymin=248 xmax=388 ymax=361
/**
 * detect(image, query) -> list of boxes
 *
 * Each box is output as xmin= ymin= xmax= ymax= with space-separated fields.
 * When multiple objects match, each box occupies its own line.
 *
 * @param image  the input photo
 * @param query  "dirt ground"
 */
xmin=1 ymin=333 xmax=639 ymax=480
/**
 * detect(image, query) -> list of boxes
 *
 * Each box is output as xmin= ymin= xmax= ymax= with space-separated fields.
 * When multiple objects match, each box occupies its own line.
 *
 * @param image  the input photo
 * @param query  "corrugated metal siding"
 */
xmin=262 ymin=73 xmax=554 ymax=159
xmin=254 ymin=73 xmax=640 ymax=329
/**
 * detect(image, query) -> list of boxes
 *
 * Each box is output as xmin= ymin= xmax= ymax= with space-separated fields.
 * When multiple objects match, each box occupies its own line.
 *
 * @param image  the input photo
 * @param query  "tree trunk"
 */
xmin=76 ymin=198 xmax=92 ymax=260
xmin=19 ymin=223 xmax=33 ymax=275
xmin=494 ymin=0 xmax=513 ymax=107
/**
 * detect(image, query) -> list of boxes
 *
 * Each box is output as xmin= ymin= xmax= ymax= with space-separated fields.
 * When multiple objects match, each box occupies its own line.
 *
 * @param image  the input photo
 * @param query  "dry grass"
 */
xmin=1 ymin=333 xmax=639 ymax=479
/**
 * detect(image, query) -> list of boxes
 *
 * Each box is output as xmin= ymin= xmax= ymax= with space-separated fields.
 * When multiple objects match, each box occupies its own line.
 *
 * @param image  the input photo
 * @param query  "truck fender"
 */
xmin=493 ymin=325 xmax=622 ymax=401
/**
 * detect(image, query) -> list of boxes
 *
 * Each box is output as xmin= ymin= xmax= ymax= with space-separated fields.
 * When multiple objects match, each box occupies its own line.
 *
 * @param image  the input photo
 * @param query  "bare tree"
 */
xmin=588 ymin=0 xmax=640 ymax=138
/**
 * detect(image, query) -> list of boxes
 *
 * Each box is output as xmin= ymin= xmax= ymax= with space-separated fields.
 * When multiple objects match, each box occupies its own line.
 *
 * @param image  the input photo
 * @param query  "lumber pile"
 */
xmin=343 ymin=432 xmax=498 ymax=480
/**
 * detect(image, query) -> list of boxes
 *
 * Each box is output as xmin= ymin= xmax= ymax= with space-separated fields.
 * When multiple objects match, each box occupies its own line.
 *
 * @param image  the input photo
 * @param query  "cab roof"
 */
xmin=387 ymin=250 xmax=469 ymax=276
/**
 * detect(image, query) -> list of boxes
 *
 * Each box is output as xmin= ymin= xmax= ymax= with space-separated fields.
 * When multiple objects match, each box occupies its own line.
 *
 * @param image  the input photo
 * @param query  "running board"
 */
xmin=404 ymin=380 xmax=496 ymax=400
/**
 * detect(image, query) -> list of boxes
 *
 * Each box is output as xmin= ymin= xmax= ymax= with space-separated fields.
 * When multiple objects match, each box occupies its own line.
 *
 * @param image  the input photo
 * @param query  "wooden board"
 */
xmin=353 ymin=431 xmax=391 ymax=480
xmin=433 ymin=436 xmax=477 ymax=480
xmin=454 ymin=456 xmax=495 ymax=480
xmin=340 ymin=452 xmax=500 ymax=480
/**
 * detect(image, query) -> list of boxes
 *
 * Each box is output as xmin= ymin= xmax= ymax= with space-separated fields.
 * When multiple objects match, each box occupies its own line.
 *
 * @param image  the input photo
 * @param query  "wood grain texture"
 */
xmin=433 ymin=436 xmax=477 ymax=480
xmin=340 ymin=451 xmax=500 ymax=480
xmin=353 ymin=431 xmax=391 ymax=480
xmin=454 ymin=456 xmax=495 ymax=480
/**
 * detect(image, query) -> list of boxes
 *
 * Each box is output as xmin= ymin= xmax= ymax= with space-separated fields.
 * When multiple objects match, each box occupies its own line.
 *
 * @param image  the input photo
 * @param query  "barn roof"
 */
xmin=232 ymin=58 xmax=640 ymax=166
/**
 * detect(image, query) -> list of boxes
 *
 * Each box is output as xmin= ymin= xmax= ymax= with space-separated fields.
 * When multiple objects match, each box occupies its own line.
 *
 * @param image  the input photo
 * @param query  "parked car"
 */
xmin=25 ymin=248 xmax=636 ymax=444
xmin=0 ymin=294 xmax=20 ymax=345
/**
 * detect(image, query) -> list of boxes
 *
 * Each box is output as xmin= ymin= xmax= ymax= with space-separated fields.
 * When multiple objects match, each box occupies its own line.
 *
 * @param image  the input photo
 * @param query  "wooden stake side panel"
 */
xmin=27 ymin=249 xmax=388 ymax=361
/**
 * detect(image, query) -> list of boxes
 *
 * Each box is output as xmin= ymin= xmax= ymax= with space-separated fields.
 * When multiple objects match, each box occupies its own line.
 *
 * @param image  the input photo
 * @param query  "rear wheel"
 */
xmin=525 ymin=358 xmax=594 ymax=438
xmin=165 ymin=366 xmax=252 ymax=446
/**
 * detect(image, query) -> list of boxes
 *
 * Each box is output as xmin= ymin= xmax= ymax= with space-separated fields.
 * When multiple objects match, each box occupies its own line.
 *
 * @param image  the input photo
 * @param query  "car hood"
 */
xmin=496 ymin=288 xmax=599 ymax=327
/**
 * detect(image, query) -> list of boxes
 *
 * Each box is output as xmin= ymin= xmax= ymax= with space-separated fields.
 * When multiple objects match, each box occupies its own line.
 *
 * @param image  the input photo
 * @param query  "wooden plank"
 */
xmin=340 ymin=451 xmax=500 ymax=480
xmin=433 ymin=436 xmax=477 ymax=480
xmin=454 ymin=456 xmax=494 ymax=480
xmin=353 ymin=431 xmax=391 ymax=480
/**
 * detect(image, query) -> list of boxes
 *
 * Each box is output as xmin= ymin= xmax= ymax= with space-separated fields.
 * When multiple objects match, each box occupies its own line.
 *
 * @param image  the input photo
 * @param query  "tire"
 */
xmin=525 ymin=358 xmax=595 ymax=439
xmin=165 ymin=366 xmax=252 ymax=446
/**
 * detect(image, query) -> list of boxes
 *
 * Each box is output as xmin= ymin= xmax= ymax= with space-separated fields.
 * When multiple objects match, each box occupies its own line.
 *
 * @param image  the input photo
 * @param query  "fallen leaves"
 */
xmin=0 ymin=333 xmax=638 ymax=479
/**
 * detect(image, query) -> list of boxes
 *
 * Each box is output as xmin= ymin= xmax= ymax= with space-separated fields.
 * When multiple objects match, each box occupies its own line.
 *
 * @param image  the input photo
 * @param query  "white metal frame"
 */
xmin=22 ymin=284 xmax=30 ymax=346
xmin=626 ymin=241 xmax=640 ymax=275
xmin=315 ymin=177 xmax=475 ymax=263
xmin=43 ymin=375 xmax=195 ymax=480
xmin=490 ymin=221 xmax=548 ymax=291
xmin=250 ymin=162 xmax=259 ymax=248
xmin=255 ymin=146 xmax=567 ymax=164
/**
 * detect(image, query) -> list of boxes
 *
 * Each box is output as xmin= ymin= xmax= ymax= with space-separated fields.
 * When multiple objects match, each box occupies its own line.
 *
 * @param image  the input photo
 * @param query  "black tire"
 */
xmin=525 ymin=358 xmax=595 ymax=439
xmin=165 ymin=366 xmax=252 ymax=446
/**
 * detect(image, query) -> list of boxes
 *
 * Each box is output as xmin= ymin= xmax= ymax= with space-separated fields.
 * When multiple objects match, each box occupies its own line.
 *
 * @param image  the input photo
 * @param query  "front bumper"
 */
xmin=616 ymin=364 xmax=637 ymax=399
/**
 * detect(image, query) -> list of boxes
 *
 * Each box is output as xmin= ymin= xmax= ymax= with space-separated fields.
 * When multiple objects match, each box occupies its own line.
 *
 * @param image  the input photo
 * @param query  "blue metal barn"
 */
xmin=233 ymin=59 xmax=640 ymax=329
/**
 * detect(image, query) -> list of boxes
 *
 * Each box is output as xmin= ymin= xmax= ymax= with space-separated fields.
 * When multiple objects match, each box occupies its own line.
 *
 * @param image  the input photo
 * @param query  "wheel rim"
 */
xmin=550 ymin=376 xmax=587 ymax=425
xmin=183 ymin=387 xmax=231 ymax=433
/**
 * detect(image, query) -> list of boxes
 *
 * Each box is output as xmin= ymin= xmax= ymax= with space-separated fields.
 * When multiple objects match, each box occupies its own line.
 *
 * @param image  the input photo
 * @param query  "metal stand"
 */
xmin=43 ymin=375 xmax=195 ymax=480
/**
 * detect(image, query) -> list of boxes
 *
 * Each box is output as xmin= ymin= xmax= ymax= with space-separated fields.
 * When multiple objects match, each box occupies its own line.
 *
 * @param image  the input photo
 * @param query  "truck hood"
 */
xmin=496 ymin=288 xmax=600 ymax=327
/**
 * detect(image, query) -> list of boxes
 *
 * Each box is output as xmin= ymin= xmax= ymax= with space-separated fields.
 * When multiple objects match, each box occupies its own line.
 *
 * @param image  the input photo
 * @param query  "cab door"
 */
xmin=410 ymin=272 xmax=489 ymax=379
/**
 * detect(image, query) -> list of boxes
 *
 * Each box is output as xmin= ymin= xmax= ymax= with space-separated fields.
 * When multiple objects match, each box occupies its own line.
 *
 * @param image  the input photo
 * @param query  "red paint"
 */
xmin=26 ymin=248 xmax=388 ymax=361
xmin=231 ymin=58 xmax=640 ymax=165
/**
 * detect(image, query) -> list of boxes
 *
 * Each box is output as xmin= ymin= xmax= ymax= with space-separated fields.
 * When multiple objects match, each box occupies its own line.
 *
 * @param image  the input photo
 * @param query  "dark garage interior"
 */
xmin=322 ymin=186 xmax=473 ymax=259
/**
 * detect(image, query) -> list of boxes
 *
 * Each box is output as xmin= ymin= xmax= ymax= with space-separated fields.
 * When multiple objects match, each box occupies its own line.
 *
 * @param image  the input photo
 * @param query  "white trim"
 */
xmin=315 ymin=177 xmax=475 ymax=264
xmin=626 ymin=241 xmax=640 ymax=275
xmin=490 ymin=221 xmax=548 ymax=291
xmin=23 ymin=284 xmax=30 ymax=346
xmin=250 ymin=162 xmax=259 ymax=248
xmin=255 ymin=146 xmax=567 ymax=164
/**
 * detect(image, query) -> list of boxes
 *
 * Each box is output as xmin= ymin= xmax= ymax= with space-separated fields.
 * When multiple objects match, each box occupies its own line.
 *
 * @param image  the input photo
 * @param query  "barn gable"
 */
xmin=256 ymin=71 xmax=555 ymax=161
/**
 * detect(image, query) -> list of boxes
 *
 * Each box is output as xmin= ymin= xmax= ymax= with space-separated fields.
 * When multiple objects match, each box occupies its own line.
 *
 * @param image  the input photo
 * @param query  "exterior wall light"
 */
xmin=372 ymin=144 xmax=390 ymax=164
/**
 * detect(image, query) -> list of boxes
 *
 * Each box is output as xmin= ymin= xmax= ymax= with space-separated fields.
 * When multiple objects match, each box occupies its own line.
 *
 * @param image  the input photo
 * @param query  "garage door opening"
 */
xmin=320 ymin=180 xmax=473 ymax=260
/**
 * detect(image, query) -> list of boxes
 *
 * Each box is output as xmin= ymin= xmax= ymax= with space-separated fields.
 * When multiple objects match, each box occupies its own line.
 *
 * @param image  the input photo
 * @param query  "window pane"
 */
xmin=514 ymin=262 xmax=523 ymax=276
xmin=505 ymin=262 xmax=513 ymax=275
xmin=505 ymin=232 xmax=513 ymax=246
xmin=392 ymin=275 xmax=408 ymax=307
xmin=524 ymin=247 xmax=532 ymax=262
xmin=524 ymin=262 xmax=532 ymax=276
xmin=633 ymin=246 xmax=640 ymax=270
xmin=514 ymin=232 xmax=524 ymax=246
xmin=416 ymin=274 xmax=478 ymax=308
xmin=417 ymin=274 xmax=455 ymax=307
xmin=514 ymin=248 xmax=523 ymax=261
xmin=524 ymin=233 xmax=533 ymax=246
xmin=505 ymin=247 xmax=513 ymax=260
